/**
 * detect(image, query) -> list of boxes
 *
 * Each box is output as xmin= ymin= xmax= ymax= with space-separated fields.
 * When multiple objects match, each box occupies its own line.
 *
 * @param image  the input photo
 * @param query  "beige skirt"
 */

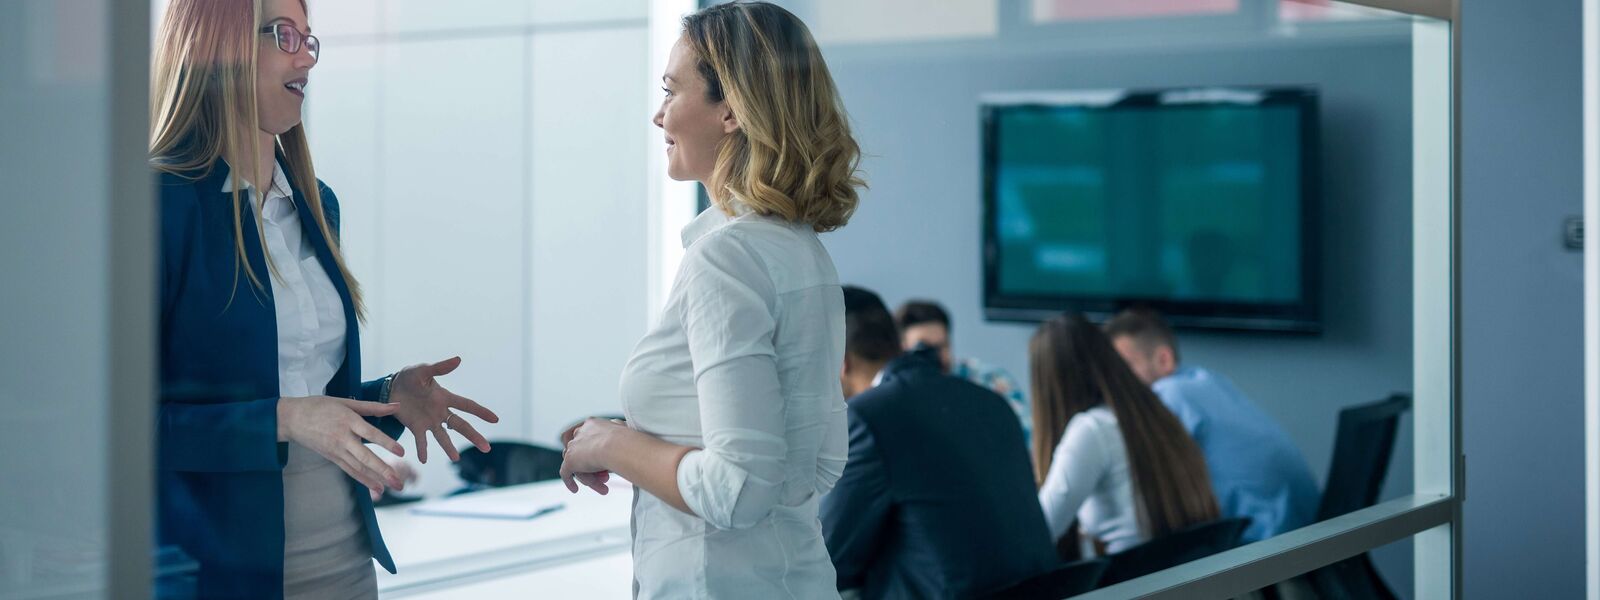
xmin=282 ymin=442 xmax=377 ymax=600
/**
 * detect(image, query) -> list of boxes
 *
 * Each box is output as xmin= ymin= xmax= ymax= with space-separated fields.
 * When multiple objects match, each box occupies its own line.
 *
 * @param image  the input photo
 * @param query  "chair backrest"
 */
xmin=1097 ymin=517 xmax=1251 ymax=588
xmin=1316 ymin=394 xmax=1411 ymax=521
xmin=454 ymin=441 xmax=565 ymax=488
xmin=981 ymin=558 xmax=1109 ymax=600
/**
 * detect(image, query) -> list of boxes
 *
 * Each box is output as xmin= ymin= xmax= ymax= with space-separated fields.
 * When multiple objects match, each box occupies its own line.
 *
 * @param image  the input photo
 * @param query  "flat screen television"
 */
xmin=981 ymin=87 xmax=1320 ymax=332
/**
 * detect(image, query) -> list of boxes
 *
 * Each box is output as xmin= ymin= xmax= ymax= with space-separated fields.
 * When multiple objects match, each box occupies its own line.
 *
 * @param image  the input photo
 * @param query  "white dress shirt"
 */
xmin=619 ymin=205 xmax=849 ymax=599
xmin=1038 ymin=406 xmax=1144 ymax=556
xmin=224 ymin=162 xmax=376 ymax=598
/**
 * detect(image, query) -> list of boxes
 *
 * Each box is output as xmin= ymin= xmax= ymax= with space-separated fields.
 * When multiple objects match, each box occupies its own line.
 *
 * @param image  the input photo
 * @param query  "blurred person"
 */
xmin=151 ymin=0 xmax=498 ymax=596
xmin=558 ymin=2 xmax=865 ymax=597
xmin=895 ymin=300 xmax=1031 ymax=441
xmin=822 ymin=286 xmax=1057 ymax=599
xmin=1030 ymin=313 xmax=1218 ymax=557
xmin=1106 ymin=308 xmax=1319 ymax=543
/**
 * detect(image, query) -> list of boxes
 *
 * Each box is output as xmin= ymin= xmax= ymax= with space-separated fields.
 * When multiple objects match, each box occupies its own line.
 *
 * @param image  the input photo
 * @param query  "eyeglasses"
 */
xmin=259 ymin=23 xmax=319 ymax=62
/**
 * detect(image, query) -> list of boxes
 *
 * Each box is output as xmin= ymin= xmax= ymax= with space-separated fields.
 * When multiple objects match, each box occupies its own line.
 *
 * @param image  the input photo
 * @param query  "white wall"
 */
xmin=305 ymin=0 xmax=651 ymax=495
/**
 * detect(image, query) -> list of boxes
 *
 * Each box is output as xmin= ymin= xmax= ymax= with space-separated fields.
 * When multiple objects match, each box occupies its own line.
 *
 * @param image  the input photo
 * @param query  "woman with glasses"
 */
xmin=151 ymin=0 xmax=499 ymax=597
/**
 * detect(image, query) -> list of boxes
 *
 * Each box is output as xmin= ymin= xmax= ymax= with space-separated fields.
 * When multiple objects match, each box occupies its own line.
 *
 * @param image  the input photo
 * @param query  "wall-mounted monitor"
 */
xmin=982 ymin=86 xmax=1320 ymax=332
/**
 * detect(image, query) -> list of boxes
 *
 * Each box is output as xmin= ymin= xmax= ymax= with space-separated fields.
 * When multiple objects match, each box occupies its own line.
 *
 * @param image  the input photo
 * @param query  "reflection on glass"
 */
xmin=1280 ymin=0 xmax=1396 ymax=22
xmin=811 ymin=0 xmax=997 ymax=45
xmin=1032 ymin=0 xmax=1240 ymax=23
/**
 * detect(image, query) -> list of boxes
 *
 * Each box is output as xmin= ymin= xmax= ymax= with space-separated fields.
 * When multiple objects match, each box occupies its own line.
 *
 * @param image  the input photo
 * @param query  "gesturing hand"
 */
xmin=389 ymin=356 xmax=501 ymax=463
xmin=278 ymin=396 xmax=406 ymax=498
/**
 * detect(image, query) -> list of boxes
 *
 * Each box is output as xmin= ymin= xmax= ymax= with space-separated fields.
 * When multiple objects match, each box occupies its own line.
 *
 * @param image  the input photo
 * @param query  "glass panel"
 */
xmin=755 ymin=0 xmax=1446 ymax=596
xmin=134 ymin=0 xmax=1452 ymax=597
xmin=1034 ymin=0 xmax=1242 ymax=23
xmin=2 ymin=0 xmax=149 ymax=598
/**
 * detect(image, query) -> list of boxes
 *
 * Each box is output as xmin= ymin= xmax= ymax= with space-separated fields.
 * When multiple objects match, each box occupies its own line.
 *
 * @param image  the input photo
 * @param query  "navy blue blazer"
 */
xmin=820 ymin=348 xmax=1060 ymax=599
xmin=157 ymin=159 xmax=403 ymax=599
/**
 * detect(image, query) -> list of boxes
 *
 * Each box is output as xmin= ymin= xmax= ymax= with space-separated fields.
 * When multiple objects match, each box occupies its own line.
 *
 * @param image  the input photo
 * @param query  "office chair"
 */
xmin=1306 ymin=393 xmax=1411 ymax=600
xmin=1095 ymin=517 xmax=1252 ymax=588
xmin=981 ymin=558 xmax=1108 ymax=599
xmin=451 ymin=441 xmax=566 ymax=494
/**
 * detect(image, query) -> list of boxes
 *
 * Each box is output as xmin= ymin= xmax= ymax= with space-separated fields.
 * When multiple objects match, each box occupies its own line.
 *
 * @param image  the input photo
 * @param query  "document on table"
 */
xmin=409 ymin=493 xmax=566 ymax=520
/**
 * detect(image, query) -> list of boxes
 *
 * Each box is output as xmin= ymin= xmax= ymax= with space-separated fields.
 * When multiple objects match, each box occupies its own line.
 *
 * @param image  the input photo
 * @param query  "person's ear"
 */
xmin=721 ymin=104 xmax=740 ymax=134
xmin=1154 ymin=346 xmax=1177 ymax=377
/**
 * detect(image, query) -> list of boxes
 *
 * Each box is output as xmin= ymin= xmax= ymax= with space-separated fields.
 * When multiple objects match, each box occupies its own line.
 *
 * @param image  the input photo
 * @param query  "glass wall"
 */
xmin=737 ymin=0 xmax=1452 ymax=596
xmin=1 ymin=0 xmax=152 ymax=598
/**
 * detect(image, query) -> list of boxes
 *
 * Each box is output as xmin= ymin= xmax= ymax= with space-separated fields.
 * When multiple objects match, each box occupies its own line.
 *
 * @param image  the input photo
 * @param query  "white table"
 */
xmin=397 ymin=552 xmax=635 ymax=599
xmin=375 ymin=479 xmax=633 ymax=598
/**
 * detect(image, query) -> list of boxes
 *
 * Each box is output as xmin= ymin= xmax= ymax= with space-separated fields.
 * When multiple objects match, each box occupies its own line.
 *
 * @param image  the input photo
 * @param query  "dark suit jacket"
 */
xmin=821 ymin=348 xmax=1059 ymax=599
xmin=157 ymin=159 xmax=403 ymax=599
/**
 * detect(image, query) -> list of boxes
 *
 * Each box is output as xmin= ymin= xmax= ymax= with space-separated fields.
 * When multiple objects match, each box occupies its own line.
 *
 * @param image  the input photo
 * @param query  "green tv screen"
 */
xmin=982 ymin=88 xmax=1319 ymax=332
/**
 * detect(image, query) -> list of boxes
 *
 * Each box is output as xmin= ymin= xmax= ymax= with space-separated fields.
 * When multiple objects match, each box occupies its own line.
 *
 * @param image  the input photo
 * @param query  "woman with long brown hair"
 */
xmin=1030 ymin=312 xmax=1219 ymax=557
xmin=152 ymin=0 xmax=497 ymax=596
xmin=557 ymin=2 xmax=864 ymax=597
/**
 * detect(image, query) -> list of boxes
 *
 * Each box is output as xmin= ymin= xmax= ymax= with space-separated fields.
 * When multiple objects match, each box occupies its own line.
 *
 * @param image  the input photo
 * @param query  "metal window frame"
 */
xmin=112 ymin=0 xmax=154 ymax=599
xmin=1583 ymin=0 xmax=1599 ymax=597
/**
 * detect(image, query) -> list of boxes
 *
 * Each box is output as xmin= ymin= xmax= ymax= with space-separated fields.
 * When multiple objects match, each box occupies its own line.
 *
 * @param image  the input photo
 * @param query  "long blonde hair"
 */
xmin=682 ymin=1 xmax=864 ymax=233
xmin=150 ymin=0 xmax=364 ymax=320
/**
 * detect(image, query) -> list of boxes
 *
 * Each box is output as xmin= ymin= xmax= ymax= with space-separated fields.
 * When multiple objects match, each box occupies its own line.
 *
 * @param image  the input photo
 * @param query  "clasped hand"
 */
xmin=559 ymin=417 xmax=630 ymax=495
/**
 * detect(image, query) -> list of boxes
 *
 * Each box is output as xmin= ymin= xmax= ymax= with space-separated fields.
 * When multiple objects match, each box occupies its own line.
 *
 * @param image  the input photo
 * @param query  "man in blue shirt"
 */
xmin=1105 ymin=309 xmax=1321 ymax=543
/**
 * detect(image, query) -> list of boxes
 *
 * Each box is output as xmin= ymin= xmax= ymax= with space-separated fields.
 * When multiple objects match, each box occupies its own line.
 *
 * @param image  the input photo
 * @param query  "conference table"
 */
xmin=374 ymin=479 xmax=634 ymax=598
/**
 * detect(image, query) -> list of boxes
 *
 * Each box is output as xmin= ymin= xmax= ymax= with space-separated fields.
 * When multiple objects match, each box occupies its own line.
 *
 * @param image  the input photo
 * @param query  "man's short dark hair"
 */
xmin=894 ymin=300 xmax=951 ymax=333
xmin=1104 ymin=307 xmax=1181 ymax=363
xmin=844 ymin=286 xmax=902 ymax=364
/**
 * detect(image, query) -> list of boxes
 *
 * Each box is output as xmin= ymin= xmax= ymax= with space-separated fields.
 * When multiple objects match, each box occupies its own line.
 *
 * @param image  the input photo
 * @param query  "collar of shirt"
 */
xmin=681 ymin=204 xmax=734 ymax=249
xmin=870 ymin=368 xmax=886 ymax=388
xmin=220 ymin=159 xmax=295 ymax=219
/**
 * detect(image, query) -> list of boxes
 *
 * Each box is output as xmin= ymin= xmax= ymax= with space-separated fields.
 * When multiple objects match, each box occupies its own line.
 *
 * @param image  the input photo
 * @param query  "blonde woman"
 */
xmin=151 ymin=0 xmax=498 ymax=597
xmin=558 ymin=2 xmax=865 ymax=597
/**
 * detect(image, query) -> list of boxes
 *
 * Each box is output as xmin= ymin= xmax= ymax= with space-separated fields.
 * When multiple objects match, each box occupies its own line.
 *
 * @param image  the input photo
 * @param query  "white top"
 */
xmin=1037 ymin=406 xmax=1144 ymax=555
xmin=619 ymin=206 xmax=848 ymax=599
xmin=224 ymin=163 xmax=375 ymax=597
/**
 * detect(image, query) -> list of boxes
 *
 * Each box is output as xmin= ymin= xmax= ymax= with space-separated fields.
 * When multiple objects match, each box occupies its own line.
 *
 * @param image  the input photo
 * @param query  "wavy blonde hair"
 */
xmin=682 ymin=1 xmax=864 ymax=233
xmin=150 ymin=0 xmax=365 ymax=320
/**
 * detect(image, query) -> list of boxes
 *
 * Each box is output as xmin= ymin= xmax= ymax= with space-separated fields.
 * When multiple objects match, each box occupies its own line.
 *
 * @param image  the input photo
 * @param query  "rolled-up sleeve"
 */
xmin=674 ymin=233 xmax=789 ymax=530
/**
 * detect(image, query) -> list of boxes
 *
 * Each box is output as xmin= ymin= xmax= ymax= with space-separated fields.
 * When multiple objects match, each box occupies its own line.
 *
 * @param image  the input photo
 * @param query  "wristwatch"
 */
xmin=378 ymin=372 xmax=397 ymax=404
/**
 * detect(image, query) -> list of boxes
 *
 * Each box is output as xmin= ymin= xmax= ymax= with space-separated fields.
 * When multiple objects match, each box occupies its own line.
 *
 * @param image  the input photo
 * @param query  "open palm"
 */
xmin=389 ymin=356 xmax=500 ymax=463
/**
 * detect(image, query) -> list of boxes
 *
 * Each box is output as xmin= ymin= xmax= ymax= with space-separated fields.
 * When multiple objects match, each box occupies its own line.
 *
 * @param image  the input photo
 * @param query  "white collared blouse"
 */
xmin=223 ymin=163 xmax=375 ymax=596
xmin=619 ymin=205 xmax=849 ymax=599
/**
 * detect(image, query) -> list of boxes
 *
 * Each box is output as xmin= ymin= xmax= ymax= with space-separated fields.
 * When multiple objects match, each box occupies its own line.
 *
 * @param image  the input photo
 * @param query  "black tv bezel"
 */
xmin=980 ymin=86 xmax=1323 ymax=333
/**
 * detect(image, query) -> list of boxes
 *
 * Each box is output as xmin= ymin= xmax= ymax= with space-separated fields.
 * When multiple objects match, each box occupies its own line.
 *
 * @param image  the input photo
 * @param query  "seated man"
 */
xmin=1105 ymin=308 xmax=1321 ymax=543
xmin=823 ymin=286 xmax=1058 ymax=599
xmin=894 ymin=299 xmax=1031 ymax=442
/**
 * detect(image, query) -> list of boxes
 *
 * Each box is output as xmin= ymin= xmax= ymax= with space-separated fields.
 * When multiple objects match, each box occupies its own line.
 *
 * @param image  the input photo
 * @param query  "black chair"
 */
xmin=1096 ymin=517 xmax=1251 ymax=588
xmin=982 ymin=558 xmax=1108 ymax=599
xmin=451 ymin=441 xmax=565 ymax=493
xmin=1306 ymin=394 xmax=1411 ymax=600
